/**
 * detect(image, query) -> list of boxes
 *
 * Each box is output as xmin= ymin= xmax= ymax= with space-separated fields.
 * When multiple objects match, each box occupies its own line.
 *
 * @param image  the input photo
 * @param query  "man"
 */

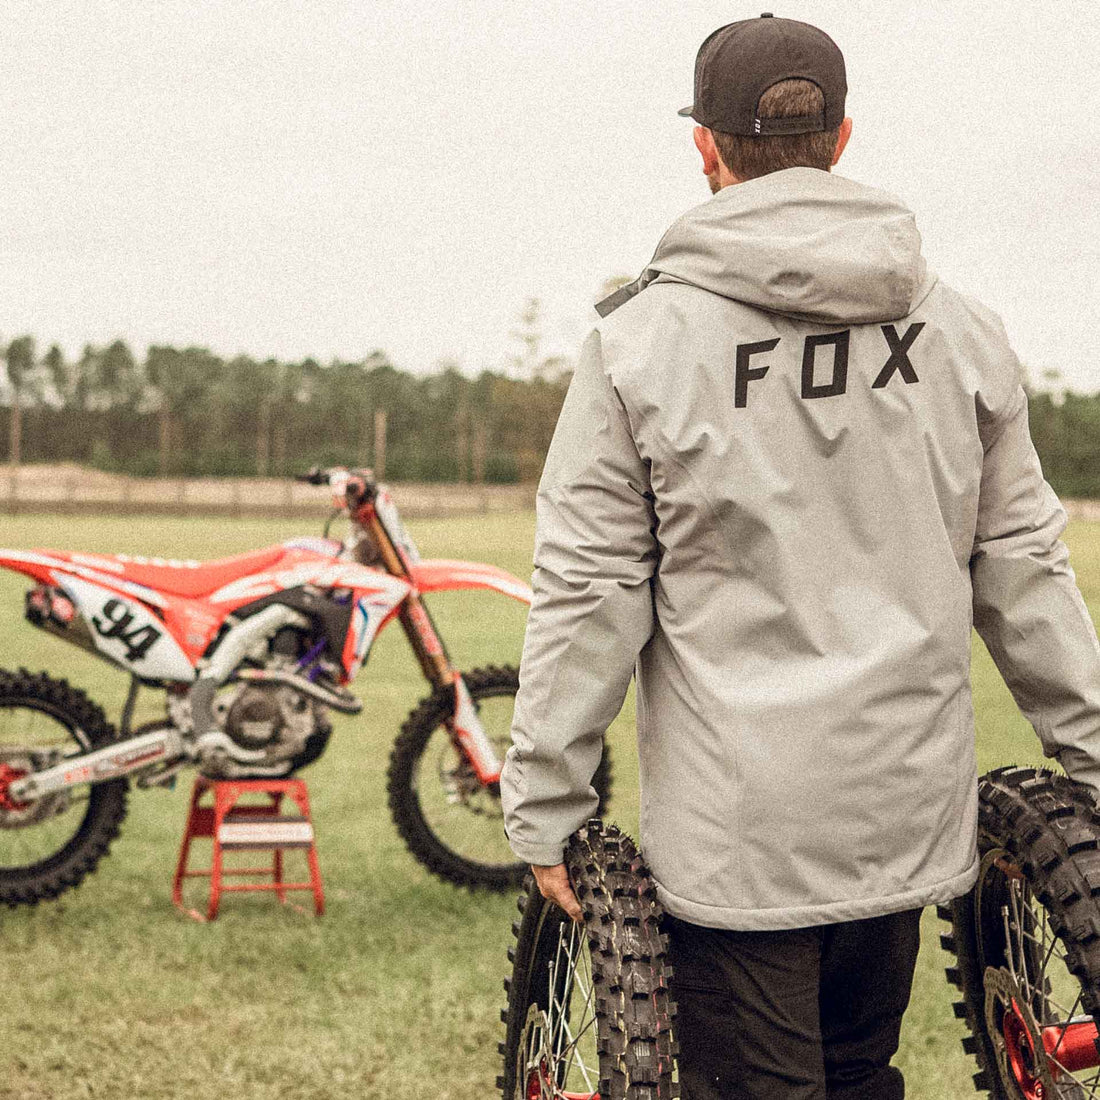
xmin=500 ymin=13 xmax=1100 ymax=1099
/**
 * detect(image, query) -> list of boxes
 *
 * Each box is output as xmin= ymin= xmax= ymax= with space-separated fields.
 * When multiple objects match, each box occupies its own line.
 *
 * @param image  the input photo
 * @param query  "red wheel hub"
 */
xmin=1042 ymin=1018 xmax=1100 ymax=1076
xmin=523 ymin=1062 xmax=599 ymax=1100
xmin=1003 ymin=1002 xmax=1045 ymax=1099
xmin=1003 ymin=997 xmax=1100 ymax=1097
xmin=0 ymin=763 xmax=30 ymax=812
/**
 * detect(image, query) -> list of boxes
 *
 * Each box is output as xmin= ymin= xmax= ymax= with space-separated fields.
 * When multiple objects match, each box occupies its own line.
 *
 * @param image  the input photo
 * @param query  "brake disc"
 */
xmin=515 ymin=1003 xmax=555 ymax=1100
xmin=437 ymin=737 xmax=507 ymax=818
xmin=984 ymin=965 xmax=1058 ymax=1099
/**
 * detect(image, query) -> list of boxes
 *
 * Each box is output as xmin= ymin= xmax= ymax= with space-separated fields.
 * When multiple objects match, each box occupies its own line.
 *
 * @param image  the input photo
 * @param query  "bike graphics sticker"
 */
xmin=346 ymin=577 xmax=411 ymax=677
xmin=209 ymin=561 xmax=411 ymax=607
xmin=57 ymin=576 xmax=195 ymax=682
xmin=375 ymin=490 xmax=421 ymax=564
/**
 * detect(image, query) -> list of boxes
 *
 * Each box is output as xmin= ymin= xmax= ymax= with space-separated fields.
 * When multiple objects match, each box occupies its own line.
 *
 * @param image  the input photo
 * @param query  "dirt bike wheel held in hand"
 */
xmin=499 ymin=820 xmax=678 ymax=1100
xmin=941 ymin=766 xmax=1100 ymax=1099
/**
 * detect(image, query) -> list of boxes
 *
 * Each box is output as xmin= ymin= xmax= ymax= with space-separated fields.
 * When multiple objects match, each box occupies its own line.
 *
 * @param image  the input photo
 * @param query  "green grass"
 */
xmin=0 ymin=510 xmax=1097 ymax=1099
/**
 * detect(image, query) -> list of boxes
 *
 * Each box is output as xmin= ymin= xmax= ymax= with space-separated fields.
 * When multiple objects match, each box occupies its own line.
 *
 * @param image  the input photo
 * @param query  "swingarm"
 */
xmin=6 ymin=725 xmax=185 ymax=802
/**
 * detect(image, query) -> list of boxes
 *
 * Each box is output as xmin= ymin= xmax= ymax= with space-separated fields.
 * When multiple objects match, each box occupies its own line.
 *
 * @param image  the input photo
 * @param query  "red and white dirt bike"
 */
xmin=0 ymin=467 xmax=611 ymax=907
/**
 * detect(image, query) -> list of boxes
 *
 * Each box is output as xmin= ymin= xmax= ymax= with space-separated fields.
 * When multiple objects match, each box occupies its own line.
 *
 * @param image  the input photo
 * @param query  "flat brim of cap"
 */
xmin=677 ymin=104 xmax=695 ymax=117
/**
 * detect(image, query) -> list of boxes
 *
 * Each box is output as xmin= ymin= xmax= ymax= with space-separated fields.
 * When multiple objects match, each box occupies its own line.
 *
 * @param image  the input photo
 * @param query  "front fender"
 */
xmin=408 ymin=559 xmax=532 ymax=606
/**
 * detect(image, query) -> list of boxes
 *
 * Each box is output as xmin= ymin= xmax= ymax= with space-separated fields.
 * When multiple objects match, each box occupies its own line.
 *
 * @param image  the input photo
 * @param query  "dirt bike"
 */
xmin=500 ymin=769 xmax=1100 ymax=1100
xmin=0 ymin=466 xmax=612 ymax=907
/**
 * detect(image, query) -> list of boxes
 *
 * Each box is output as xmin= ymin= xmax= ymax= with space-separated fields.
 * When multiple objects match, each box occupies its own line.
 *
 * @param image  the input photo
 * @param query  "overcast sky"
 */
xmin=2 ymin=1 xmax=1098 ymax=391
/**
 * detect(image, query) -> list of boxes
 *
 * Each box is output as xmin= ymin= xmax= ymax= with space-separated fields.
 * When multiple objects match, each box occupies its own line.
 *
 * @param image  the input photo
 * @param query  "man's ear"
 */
xmin=693 ymin=126 xmax=721 ymax=177
xmin=832 ymin=117 xmax=853 ymax=166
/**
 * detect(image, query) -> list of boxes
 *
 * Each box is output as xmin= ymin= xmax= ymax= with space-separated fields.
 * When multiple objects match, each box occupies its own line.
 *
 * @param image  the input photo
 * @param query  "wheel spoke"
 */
xmin=542 ymin=921 xmax=599 ymax=1093
xmin=1045 ymin=1056 xmax=1100 ymax=1098
xmin=1002 ymin=903 xmax=1019 ymax=983
xmin=556 ymin=973 xmax=599 ymax=1080
xmin=1010 ymin=923 xmax=1077 ymax=1022
xmin=1008 ymin=881 xmax=1034 ymax=998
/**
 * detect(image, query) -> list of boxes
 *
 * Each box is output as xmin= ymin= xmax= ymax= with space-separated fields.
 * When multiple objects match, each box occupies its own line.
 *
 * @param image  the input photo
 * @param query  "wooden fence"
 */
xmin=0 ymin=468 xmax=535 ymax=520
xmin=3 ymin=466 xmax=1098 ymax=524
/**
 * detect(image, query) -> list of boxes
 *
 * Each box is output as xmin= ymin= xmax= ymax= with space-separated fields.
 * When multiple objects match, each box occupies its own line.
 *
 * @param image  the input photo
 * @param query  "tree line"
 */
xmin=2 ymin=334 xmax=1099 ymax=496
xmin=0 ymin=336 xmax=570 ymax=483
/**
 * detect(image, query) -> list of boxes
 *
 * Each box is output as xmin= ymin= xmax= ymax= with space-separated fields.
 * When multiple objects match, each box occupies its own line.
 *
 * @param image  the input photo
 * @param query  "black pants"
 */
xmin=665 ymin=907 xmax=923 ymax=1100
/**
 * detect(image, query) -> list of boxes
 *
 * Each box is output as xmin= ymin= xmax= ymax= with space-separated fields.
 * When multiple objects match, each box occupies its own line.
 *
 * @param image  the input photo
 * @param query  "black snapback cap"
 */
xmin=679 ymin=13 xmax=846 ymax=136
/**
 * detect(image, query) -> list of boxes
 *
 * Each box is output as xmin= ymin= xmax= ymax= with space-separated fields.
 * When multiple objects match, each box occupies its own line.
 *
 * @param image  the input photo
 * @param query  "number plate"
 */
xmin=58 ymin=576 xmax=195 ymax=681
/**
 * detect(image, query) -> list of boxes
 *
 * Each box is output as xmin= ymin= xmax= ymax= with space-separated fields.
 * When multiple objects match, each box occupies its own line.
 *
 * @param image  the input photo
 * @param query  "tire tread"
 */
xmin=0 ymin=668 xmax=128 ymax=907
xmin=941 ymin=765 xmax=1100 ymax=1097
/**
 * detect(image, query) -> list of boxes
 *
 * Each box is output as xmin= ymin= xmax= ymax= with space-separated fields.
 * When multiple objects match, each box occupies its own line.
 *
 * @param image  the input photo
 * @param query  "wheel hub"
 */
xmin=437 ymin=737 xmax=506 ymax=819
xmin=1004 ymin=1003 xmax=1045 ymax=1098
xmin=985 ymin=966 xmax=1057 ymax=1099
xmin=0 ymin=763 xmax=30 ymax=812
xmin=522 ymin=1065 xmax=598 ymax=1100
xmin=516 ymin=1004 xmax=599 ymax=1100
xmin=517 ymin=1007 xmax=554 ymax=1100
xmin=0 ymin=754 xmax=70 ymax=828
xmin=524 ymin=1061 xmax=548 ymax=1100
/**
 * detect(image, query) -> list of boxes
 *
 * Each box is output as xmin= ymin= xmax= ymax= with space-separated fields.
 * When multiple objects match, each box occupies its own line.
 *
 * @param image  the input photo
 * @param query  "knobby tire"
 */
xmin=941 ymin=765 xmax=1100 ymax=1098
xmin=499 ymin=820 xmax=678 ymax=1100
xmin=0 ymin=668 xmax=128 ymax=907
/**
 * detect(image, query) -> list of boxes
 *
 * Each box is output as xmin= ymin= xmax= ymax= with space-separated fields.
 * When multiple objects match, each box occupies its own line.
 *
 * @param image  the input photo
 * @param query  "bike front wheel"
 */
xmin=387 ymin=665 xmax=612 ymax=891
xmin=499 ymin=820 xmax=678 ymax=1100
xmin=941 ymin=766 xmax=1100 ymax=1098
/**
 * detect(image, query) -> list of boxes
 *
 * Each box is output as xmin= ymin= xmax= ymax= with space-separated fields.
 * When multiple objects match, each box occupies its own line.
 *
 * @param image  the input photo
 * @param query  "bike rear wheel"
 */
xmin=941 ymin=766 xmax=1100 ymax=1098
xmin=499 ymin=820 xmax=678 ymax=1100
xmin=0 ymin=668 xmax=128 ymax=907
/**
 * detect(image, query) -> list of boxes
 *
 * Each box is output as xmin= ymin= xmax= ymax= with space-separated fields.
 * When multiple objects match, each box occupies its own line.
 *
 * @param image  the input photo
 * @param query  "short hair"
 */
xmin=711 ymin=79 xmax=840 ymax=181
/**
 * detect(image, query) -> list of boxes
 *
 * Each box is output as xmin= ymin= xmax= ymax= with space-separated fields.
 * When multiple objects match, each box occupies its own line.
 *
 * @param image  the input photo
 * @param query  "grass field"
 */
xmin=1 ymin=509 xmax=1099 ymax=1099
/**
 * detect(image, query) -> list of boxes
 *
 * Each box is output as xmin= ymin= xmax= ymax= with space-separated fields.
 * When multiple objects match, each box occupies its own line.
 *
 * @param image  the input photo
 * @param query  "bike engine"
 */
xmin=224 ymin=677 xmax=314 ymax=756
xmin=169 ymin=664 xmax=332 ymax=779
xmin=223 ymin=681 xmax=319 ymax=761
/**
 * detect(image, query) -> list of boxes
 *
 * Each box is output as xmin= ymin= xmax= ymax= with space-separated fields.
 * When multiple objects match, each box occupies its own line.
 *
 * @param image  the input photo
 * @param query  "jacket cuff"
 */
xmin=507 ymin=838 xmax=567 ymax=866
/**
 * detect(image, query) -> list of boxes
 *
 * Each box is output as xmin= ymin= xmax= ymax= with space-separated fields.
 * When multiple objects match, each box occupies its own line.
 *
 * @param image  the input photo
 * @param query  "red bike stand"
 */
xmin=172 ymin=776 xmax=324 ymax=921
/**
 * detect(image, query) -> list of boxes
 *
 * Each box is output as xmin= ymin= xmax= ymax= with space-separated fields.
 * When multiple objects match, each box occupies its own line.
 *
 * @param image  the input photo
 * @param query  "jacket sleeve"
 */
xmin=970 ymin=383 xmax=1100 ymax=795
xmin=501 ymin=328 xmax=658 ymax=865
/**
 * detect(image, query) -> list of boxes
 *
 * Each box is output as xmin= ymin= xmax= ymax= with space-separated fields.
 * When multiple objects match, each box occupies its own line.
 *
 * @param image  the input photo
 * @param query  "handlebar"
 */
xmin=294 ymin=467 xmax=331 ymax=486
xmin=296 ymin=466 xmax=377 ymax=489
xmin=294 ymin=466 xmax=379 ymax=508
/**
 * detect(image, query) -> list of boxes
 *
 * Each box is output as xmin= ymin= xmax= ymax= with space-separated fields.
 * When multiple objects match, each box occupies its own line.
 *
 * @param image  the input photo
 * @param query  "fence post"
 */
xmin=472 ymin=421 xmax=487 ymax=484
xmin=374 ymin=408 xmax=387 ymax=480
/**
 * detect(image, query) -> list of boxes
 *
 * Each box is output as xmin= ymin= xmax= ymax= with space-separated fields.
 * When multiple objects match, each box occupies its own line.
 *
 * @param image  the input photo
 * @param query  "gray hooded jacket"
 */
xmin=500 ymin=167 xmax=1100 ymax=931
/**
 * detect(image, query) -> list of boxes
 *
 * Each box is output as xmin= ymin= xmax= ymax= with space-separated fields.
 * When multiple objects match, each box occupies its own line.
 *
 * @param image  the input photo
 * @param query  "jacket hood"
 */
xmin=598 ymin=168 xmax=933 ymax=325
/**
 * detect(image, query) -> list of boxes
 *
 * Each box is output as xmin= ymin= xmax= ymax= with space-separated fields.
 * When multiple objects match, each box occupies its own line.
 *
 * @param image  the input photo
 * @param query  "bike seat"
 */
xmin=63 ymin=545 xmax=291 ymax=600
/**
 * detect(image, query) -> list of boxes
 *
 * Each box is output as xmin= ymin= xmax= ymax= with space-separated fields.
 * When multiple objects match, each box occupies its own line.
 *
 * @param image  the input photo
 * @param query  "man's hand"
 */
xmin=532 ymin=863 xmax=584 ymax=924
